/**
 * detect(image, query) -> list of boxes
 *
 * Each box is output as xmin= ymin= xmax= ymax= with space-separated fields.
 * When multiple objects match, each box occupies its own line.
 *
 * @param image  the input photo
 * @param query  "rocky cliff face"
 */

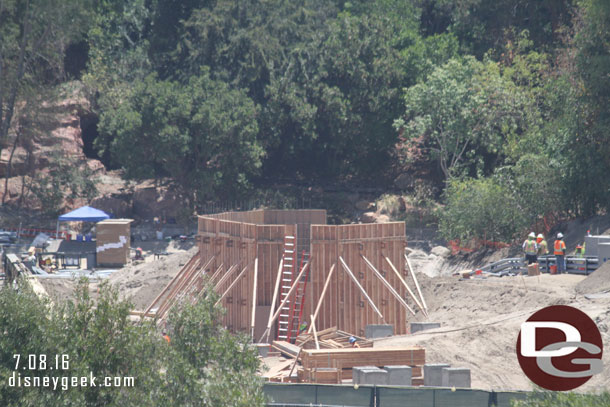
xmin=0 ymin=82 xmax=106 ymax=206
xmin=0 ymin=83 xmax=183 ymax=221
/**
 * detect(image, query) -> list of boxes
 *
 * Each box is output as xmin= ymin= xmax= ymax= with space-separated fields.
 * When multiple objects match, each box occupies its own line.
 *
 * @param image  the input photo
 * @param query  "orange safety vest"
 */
xmin=554 ymin=240 xmax=566 ymax=255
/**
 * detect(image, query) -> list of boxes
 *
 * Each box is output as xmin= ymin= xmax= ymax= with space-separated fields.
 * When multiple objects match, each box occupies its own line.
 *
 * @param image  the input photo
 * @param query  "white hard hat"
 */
xmin=528 ymin=232 xmax=536 ymax=238
xmin=557 ymin=232 xmax=563 ymax=239
xmin=537 ymin=234 xmax=544 ymax=239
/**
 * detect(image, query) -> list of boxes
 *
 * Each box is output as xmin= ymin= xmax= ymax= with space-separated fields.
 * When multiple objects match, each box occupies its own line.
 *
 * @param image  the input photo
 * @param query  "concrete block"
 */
xmin=410 ymin=322 xmax=441 ymax=334
xmin=384 ymin=365 xmax=412 ymax=386
xmin=255 ymin=344 xmax=269 ymax=357
xmin=441 ymin=368 xmax=471 ymax=388
xmin=423 ymin=363 xmax=450 ymax=386
xmin=365 ymin=324 xmax=394 ymax=339
xmin=359 ymin=368 xmax=388 ymax=385
xmin=585 ymin=235 xmax=610 ymax=258
xmin=352 ymin=366 xmax=379 ymax=384
xmin=599 ymin=243 xmax=610 ymax=263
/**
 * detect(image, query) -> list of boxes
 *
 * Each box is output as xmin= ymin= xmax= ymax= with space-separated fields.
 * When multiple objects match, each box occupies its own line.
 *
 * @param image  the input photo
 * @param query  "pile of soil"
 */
xmin=575 ymin=261 xmax=610 ymax=294
xmin=376 ymin=273 xmax=610 ymax=391
xmin=38 ymin=242 xmax=198 ymax=310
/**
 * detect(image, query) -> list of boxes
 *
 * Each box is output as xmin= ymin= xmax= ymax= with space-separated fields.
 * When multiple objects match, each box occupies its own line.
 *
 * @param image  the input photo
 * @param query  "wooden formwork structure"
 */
xmin=197 ymin=209 xmax=411 ymax=341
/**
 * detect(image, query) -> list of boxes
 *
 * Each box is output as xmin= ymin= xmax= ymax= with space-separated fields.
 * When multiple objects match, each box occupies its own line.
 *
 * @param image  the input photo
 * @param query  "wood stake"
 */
xmin=339 ymin=256 xmax=384 ymax=321
xmin=308 ymin=263 xmax=336 ymax=334
xmin=404 ymin=253 xmax=428 ymax=314
xmin=361 ymin=255 xmax=416 ymax=316
xmin=385 ymin=256 xmax=426 ymax=315
xmin=264 ymin=258 xmax=284 ymax=343
xmin=311 ymin=314 xmax=320 ymax=350
xmin=215 ymin=265 xmax=249 ymax=306
xmin=250 ymin=258 xmax=258 ymax=339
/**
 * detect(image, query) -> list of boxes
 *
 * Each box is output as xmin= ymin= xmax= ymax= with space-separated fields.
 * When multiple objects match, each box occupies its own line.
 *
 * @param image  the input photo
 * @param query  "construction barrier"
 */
xmin=3 ymin=227 xmax=69 ymax=240
xmin=264 ymin=383 xmax=528 ymax=407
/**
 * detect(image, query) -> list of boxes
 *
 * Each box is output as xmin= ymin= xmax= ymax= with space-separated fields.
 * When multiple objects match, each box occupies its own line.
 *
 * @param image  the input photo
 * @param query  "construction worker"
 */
xmin=522 ymin=232 xmax=538 ymax=265
xmin=162 ymin=330 xmax=170 ymax=344
xmin=134 ymin=247 xmax=144 ymax=261
xmin=554 ymin=233 xmax=567 ymax=273
xmin=575 ymin=244 xmax=584 ymax=258
xmin=299 ymin=321 xmax=308 ymax=334
xmin=536 ymin=234 xmax=548 ymax=256
xmin=348 ymin=336 xmax=360 ymax=348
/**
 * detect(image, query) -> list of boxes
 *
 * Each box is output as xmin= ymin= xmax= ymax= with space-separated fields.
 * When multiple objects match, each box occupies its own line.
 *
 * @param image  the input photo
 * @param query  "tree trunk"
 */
xmin=2 ymin=128 xmax=21 ymax=204
xmin=0 ymin=0 xmax=31 ymax=206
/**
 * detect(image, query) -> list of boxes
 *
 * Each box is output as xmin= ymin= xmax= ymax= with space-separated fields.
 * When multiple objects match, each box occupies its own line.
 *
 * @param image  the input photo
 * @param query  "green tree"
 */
xmin=97 ymin=71 xmax=262 ymax=203
xmin=0 ymin=278 xmax=264 ymax=406
xmin=395 ymin=57 xmax=530 ymax=181
xmin=439 ymin=176 xmax=525 ymax=242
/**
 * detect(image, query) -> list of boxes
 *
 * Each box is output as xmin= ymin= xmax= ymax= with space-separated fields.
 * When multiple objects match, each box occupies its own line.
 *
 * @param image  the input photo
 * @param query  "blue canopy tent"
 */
xmin=56 ymin=206 xmax=111 ymax=239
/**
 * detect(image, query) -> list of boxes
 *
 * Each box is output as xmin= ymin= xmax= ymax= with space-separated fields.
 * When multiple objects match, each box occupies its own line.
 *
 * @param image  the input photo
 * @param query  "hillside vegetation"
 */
xmin=1 ymin=1 xmax=609 ymax=241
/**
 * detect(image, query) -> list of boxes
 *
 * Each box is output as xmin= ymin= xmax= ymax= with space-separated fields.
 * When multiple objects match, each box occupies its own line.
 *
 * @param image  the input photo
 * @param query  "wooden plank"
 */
xmin=251 ymin=257 xmax=258 ymax=338
xmin=311 ymin=314 xmax=320 ymax=350
xmin=215 ymin=265 xmax=249 ymax=306
xmin=264 ymin=258 xmax=283 ymax=343
xmin=262 ymin=359 xmax=294 ymax=378
xmin=361 ymin=254 xmax=415 ymax=316
xmin=405 ymin=253 xmax=428 ymax=315
xmin=271 ymin=340 xmax=301 ymax=358
xmin=301 ymin=347 xmax=425 ymax=371
xmin=384 ymin=255 xmax=425 ymax=314
xmin=259 ymin=260 xmax=311 ymax=342
xmin=339 ymin=256 xmax=383 ymax=320
xmin=307 ymin=263 xmax=336 ymax=334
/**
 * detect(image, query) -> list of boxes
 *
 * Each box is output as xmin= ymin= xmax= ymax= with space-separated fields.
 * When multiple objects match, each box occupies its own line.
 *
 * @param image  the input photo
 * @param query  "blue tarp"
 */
xmin=58 ymin=206 xmax=110 ymax=222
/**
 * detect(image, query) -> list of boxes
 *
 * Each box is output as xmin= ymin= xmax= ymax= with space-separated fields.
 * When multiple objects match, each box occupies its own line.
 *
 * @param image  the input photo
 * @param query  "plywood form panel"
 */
xmin=309 ymin=222 xmax=407 ymax=335
xmin=198 ymin=213 xmax=406 ymax=336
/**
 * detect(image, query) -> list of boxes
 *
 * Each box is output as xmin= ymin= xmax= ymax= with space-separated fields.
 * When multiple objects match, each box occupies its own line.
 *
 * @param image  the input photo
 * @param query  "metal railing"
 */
xmin=479 ymin=255 xmax=600 ymax=276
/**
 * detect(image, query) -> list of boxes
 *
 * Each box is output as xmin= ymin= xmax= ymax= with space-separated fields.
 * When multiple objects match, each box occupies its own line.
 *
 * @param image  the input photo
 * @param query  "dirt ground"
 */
xmin=38 ymin=240 xmax=197 ymax=310
xmin=375 ymin=272 xmax=610 ymax=392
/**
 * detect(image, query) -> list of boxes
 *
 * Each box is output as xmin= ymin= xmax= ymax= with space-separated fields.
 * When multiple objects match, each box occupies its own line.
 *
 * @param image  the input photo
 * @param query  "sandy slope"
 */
xmin=375 ymin=273 xmax=610 ymax=391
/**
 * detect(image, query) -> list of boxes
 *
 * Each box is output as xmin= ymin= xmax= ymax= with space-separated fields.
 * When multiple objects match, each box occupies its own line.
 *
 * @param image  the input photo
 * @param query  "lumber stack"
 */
xmin=295 ymin=327 xmax=373 ymax=349
xmin=300 ymin=347 xmax=425 ymax=383
xmin=298 ymin=367 xmax=341 ymax=384
xmin=271 ymin=340 xmax=300 ymax=359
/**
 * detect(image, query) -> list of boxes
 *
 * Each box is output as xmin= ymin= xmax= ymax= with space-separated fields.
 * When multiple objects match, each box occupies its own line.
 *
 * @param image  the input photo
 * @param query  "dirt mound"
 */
xmin=377 ymin=273 xmax=610 ymax=391
xmin=575 ymin=260 xmax=610 ymax=294
xmin=108 ymin=245 xmax=198 ymax=310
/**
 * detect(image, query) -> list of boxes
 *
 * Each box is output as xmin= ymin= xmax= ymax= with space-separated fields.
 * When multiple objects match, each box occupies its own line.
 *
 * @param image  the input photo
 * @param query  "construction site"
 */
xmin=3 ymin=205 xmax=610 ymax=407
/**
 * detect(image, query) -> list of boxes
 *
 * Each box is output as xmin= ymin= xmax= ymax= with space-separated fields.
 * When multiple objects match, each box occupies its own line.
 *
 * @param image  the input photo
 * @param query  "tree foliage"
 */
xmin=396 ymin=57 xmax=529 ymax=180
xmin=97 ymin=71 xmax=262 ymax=202
xmin=0 ymin=279 xmax=264 ymax=407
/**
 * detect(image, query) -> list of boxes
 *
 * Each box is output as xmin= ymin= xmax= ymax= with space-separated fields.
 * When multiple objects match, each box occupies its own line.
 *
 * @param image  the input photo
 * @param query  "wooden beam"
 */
xmin=307 ymin=263 xmax=336 ymax=334
xmin=311 ymin=314 xmax=320 ymax=350
xmin=404 ymin=253 xmax=428 ymax=315
xmin=213 ymin=263 xmax=240 ymax=293
xmin=287 ymin=347 xmax=302 ymax=381
xmin=143 ymin=254 xmax=213 ymax=318
xmin=385 ymin=255 xmax=426 ymax=316
xmin=250 ymin=258 xmax=258 ymax=338
xmin=209 ymin=262 xmax=224 ymax=284
xmin=215 ymin=265 xmax=249 ymax=306
xmin=338 ymin=256 xmax=384 ymax=320
xmin=361 ymin=255 xmax=416 ymax=316
xmin=259 ymin=260 xmax=311 ymax=342
xmin=264 ymin=258 xmax=284 ymax=343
